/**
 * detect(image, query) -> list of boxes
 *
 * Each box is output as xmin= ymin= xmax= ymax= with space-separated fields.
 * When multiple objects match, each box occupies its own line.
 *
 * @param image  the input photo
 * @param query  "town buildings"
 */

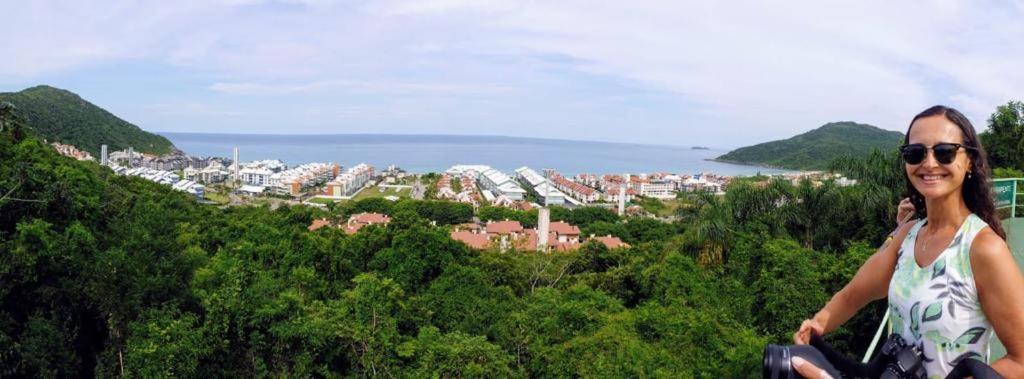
xmin=307 ymin=212 xmax=391 ymax=234
xmin=50 ymin=142 xmax=93 ymax=161
xmin=324 ymin=163 xmax=374 ymax=198
xmin=268 ymin=162 xmax=338 ymax=196
xmin=550 ymin=172 xmax=600 ymax=203
xmin=450 ymin=218 xmax=627 ymax=252
xmin=514 ymin=166 xmax=567 ymax=206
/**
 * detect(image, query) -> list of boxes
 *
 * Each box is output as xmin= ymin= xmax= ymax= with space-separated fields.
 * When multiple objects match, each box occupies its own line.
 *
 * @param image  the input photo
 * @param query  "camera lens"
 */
xmin=763 ymin=344 xmax=793 ymax=379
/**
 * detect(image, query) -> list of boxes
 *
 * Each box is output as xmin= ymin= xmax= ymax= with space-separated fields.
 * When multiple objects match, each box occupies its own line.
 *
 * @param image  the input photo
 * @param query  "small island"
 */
xmin=691 ymin=146 xmax=710 ymax=150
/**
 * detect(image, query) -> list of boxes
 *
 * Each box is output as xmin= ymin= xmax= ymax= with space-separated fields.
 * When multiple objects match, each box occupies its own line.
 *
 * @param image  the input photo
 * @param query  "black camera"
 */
xmin=762 ymin=343 xmax=841 ymax=379
xmin=874 ymin=334 xmax=926 ymax=379
xmin=762 ymin=334 xmax=924 ymax=379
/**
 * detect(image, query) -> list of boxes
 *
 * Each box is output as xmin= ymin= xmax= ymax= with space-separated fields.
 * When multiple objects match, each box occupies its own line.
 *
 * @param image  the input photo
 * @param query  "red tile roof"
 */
xmin=592 ymin=236 xmax=629 ymax=249
xmin=514 ymin=229 xmax=539 ymax=250
xmin=486 ymin=220 xmax=524 ymax=235
xmin=308 ymin=218 xmax=332 ymax=232
xmin=350 ymin=212 xmax=391 ymax=225
xmin=549 ymin=221 xmax=580 ymax=236
xmin=451 ymin=231 xmax=492 ymax=250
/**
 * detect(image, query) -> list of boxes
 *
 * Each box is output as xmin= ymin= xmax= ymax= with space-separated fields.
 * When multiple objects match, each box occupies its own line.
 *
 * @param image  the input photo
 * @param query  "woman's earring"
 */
xmin=967 ymin=172 xmax=973 ymax=179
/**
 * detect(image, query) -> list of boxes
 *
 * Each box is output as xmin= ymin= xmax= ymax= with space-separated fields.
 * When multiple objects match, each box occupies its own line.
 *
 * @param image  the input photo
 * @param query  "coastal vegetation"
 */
xmin=0 ymin=86 xmax=175 ymax=156
xmin=2 ymin=100 xmax=1022 ymax=376
xmin=716 ymin=121 xmax=904 ymax=170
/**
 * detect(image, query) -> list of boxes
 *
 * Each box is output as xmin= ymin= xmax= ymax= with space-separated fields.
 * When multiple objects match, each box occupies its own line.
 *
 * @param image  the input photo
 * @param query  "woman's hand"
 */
xmin=793 ymin=318 xmax=825 ymax=345
xmin=792 ymin=357 xmax=835 ymax=379
xmin=896 ymin=197 xmax=914 ymax=224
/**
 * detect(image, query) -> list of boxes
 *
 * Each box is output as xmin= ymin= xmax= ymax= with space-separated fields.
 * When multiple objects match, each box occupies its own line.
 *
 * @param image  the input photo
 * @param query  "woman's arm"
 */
xmin=795 ymin=220 xmax=916 ymax=343
xmin=971 ymin=229 xmax=1024 ymax=377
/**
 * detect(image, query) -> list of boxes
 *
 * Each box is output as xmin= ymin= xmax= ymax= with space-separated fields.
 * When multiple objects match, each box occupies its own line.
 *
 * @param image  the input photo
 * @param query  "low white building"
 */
xmin=481 ymin=168 xmax=526 ymax=202
xmin=514 ymin=166 xmax=566 ymax=206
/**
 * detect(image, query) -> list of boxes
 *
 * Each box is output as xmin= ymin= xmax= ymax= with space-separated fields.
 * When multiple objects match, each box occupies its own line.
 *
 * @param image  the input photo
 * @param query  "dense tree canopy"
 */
xmin=10 ymin=100 xmax=1019 ymax=376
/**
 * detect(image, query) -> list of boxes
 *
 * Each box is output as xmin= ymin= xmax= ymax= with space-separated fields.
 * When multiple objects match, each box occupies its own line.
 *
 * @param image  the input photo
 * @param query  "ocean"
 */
xmin=161 ymin=133 xmax=789 ymax=176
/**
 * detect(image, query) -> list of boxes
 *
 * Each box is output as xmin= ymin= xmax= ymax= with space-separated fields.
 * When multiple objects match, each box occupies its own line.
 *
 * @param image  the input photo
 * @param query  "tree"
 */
xmin=981 ymin=101 xmax=1024 ymax=170
xmin=397 ymin=327 xmax=519 ymax=377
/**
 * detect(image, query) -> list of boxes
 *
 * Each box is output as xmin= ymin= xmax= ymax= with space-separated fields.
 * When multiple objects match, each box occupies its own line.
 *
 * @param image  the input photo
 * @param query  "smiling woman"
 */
xmin=792 ymin=105 xmax=1024 ymax=378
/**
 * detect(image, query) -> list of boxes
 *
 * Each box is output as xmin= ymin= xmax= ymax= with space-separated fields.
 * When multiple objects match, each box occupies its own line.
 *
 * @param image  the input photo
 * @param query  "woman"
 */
xmin=791 ymin=106 xmax=1024 ymax=378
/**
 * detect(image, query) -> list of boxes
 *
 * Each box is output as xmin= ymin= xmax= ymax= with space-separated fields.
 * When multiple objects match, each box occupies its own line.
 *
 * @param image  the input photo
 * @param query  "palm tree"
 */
xmin=679 ymin=189 xmax=739 ymax=266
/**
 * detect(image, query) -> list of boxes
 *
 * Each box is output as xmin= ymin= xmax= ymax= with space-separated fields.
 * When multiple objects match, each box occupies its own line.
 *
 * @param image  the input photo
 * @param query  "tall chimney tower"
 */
xmin=537 ymin=207 xmax=550 ymax=251
xmin=618 ymin=173 xmax=628 ymax=216
xmin=232 ymin=147 xmax=240 ymax=184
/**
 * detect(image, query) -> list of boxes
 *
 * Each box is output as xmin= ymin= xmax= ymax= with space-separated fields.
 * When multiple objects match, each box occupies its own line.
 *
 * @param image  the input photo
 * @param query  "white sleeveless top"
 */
xmin=887 ymin=214 xmax=992 ymax=378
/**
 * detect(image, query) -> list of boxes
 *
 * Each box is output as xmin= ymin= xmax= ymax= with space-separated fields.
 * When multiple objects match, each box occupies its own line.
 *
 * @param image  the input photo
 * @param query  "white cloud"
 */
xmin=208 ymin=79 xmax=518 ymax=96
xmin=2 ymin=0 xmax=1022 ymax=143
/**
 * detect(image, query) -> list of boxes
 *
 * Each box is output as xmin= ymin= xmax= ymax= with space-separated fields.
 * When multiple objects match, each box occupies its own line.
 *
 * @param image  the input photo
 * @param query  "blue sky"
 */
xmin=2 ymin=0 xmax=1023 ymax=148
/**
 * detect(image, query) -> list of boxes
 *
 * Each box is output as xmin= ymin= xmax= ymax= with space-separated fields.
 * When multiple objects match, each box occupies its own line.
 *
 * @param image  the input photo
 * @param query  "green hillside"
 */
xmin=716 ymin=121 xmax=904 ymax=170
xmin=0 ymin=85 xmax=174 ymax=156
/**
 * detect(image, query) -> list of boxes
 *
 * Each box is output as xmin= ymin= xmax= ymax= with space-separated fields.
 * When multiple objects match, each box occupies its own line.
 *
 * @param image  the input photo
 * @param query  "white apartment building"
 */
xmin=479 ymin=167 xmax=526 ymax=202
xmin=514 ymin=166 xmax=566 ymax=206
xmin=325 ymin=163 xmax=374 ymax=197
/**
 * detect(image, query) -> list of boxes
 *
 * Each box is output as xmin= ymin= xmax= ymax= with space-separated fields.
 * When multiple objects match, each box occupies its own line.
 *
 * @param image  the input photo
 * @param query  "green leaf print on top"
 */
xmin=893 ymin=257 xmax=932 ymax=299
xmin=922 ymin=302 xmax=943 ymax=323
xmin=890 ymin=305 xmax=905 ymax=335
xmin=932 ymin=258 xmax=946 ymax=280
xmin=910 ymin=301 xmax=922 ymax=340
xmin=924 ymin=327 xmax=987 ymax=352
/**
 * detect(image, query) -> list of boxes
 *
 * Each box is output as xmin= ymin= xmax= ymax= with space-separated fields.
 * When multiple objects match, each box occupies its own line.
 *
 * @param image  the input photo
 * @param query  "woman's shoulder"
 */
xmin=894 ymin=218 xmax=922 ymax=241
xmin=969 ymin=227 xmax=1011 ymax=264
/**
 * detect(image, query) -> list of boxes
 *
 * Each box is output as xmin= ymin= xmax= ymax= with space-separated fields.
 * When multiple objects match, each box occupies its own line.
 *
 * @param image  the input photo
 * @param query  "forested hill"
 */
xmin=0 ymin=85 xmax=174 ymax=156
xmin=715 ymin=122 xmax=904 ymax=170
xmin=2 ymin=101 xmax=897 ymax=377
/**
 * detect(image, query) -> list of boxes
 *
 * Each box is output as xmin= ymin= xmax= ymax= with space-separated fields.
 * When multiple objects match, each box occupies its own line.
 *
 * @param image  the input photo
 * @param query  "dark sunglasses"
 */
xmin=899 ymin=143 xmax=975 ymax=165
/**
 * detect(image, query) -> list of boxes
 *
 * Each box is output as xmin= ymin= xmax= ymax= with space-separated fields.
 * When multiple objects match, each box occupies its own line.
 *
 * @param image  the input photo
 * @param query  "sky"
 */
xmin=2 ymin=0 xmax=1023 ymax=148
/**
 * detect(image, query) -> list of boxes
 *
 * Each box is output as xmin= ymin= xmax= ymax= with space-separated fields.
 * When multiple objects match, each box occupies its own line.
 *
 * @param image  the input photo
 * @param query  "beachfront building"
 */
xmin=479 ymin=167 xmax=526 ymax=202
xmin=269 ymin=162 xmax=337 ymax=196
xmin=239 ymin=167 xmax=274 ymax=186
xmin=112 ymin=166 xmax=204 ymax=199
xmin=679 ymin=174 xmax=724 ymax=193
xmin=514 ymin=166 xmax=567 ymax=206
xmin=602 ymin=187 xmax=637 ymax=203
xmin=634 ymin=178 xmax=676 ymax=199
xmin=551 ymin=173 xmax=600 ymax=203
xmin=183 ymin=161 xmax=229 ymax=184
xmin=446 ymin=164 xmax=491 ymax=176
xmin=237 ymin=159 xmax=287 ymax=186
xmin=573 ymin=173 xmax=600 ymax=188
xmin=108 ymin=149 xmax=143 ymax=167
xmin=324 ymin=163 xmax=374 ymax=198
xmin=139 ymin=153 xmax=191 ymax=171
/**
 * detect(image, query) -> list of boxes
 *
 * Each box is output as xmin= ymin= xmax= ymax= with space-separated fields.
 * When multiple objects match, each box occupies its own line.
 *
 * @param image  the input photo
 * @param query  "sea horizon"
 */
xmin=161 ymin=132 xmax=791 ymax=176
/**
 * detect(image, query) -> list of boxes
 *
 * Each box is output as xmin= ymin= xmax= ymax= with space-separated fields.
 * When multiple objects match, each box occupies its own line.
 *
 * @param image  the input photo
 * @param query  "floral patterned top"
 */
xmin=888 ymin=213 xmax=992 ymax=378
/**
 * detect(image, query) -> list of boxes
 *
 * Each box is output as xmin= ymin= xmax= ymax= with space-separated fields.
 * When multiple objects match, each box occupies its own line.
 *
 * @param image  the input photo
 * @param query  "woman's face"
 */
xmin=905 ymin=115 xmax=972 ymax=200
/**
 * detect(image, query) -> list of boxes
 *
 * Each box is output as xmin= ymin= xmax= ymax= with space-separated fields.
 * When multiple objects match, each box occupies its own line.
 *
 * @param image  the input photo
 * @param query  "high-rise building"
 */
xmin=100 ymin=144 xmax=108 ymax=166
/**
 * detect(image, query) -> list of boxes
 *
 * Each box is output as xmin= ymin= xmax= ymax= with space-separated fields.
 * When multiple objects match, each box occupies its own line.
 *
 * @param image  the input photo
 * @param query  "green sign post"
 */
xmin=994 ymin=179 xmax=1018 ymax=218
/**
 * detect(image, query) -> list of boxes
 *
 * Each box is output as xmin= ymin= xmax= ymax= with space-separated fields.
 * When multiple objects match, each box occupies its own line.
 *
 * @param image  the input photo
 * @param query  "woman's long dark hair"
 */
xmin=904 ymin=105 xmax=1006 ymax=240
